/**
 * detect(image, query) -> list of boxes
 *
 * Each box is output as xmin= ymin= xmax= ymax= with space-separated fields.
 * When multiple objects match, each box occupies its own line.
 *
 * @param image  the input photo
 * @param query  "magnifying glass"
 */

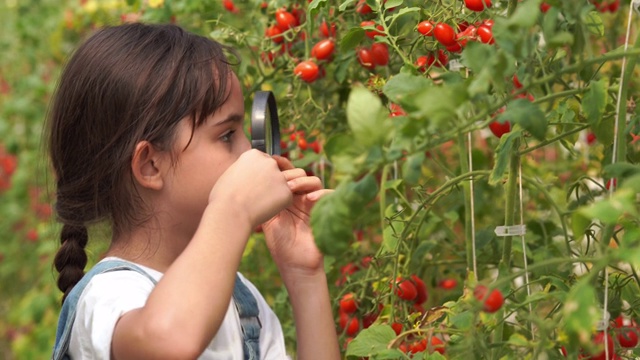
xmin=251 ymin=91 xmax=281 ymax=156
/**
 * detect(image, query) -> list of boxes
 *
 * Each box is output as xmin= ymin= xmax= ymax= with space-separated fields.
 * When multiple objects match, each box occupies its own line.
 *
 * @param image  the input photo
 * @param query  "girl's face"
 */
xmin=161 ymin=72 xmax=250 ymax=237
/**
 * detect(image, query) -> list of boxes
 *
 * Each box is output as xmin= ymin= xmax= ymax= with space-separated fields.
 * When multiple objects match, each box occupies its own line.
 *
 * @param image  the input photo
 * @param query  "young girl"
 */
xmin=47 ymin=22 xmax=340 ymax=359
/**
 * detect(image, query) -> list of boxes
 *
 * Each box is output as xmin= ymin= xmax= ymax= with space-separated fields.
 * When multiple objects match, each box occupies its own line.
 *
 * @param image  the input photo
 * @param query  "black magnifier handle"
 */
xmin=251 ymin=91 xmax=281 ymax=156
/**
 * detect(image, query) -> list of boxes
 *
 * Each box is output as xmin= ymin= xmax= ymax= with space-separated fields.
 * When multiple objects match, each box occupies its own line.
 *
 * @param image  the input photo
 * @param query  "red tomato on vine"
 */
xmin=393 ymin=277 xmax=418 ymax=301
xmin=477 ymin=25 xmax=495 ymax=44
xmin=357 ymin=48 xmax=376 ymax=70
xmin=370 ymin=43 xmax=389 ymax=66
xmin=464 ymin=0 xmax=491 ymax=12
xmin=339 ymin=293 xmax=358 ymax=314
xmin=474 ymin=285 xmax=504 ymax=313
xmin=434 ymin=23 xmax=457 ymax=46
xmin=275 ymin=9 xmax=297 ymax=31
xmin=311 ymin=39 xmax=335 ymax=60
xmin=417 ymin=20 xmax=434 ymax=36
xmin=361 ymin=21 xmax=384 ymax=39
xmin=319 ymin=20 xmax=336 ymax=38
xmin=293 ymin=60 xmax=319 ymax=83
xmin=265 ymin=25 xmax=283 ymax=43
xmin=489 ymin=120 xmax=511 ymax=138
xmin=410 ymin=274 xmax=428 ymax=304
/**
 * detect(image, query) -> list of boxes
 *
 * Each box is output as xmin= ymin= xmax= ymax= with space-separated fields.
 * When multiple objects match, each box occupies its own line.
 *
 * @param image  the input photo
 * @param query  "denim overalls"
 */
xmin=51 ymin=259 xmax=262 ymax=360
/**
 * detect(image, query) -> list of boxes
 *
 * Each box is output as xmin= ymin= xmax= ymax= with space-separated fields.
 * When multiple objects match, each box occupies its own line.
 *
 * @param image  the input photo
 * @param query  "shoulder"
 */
xmin=68 ymin=258 xmax=160 ymax=359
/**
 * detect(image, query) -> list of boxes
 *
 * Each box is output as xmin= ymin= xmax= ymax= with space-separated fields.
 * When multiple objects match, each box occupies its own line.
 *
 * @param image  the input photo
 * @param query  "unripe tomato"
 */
xmin=293 ymin=60 xmax=319 ymax=83
xmin=417 ymin=20 xmax=434 ymax=36
xmin=265 ymin=25 xmax=283 ymax=43
xmin=464 ymin=0 xmax=491 ymax=12
xmin=311 ymin=39 xmax=335 ymax=60
xmin=393 ymin=277 xmax=418 ymax=301
xmin=370 ymin=43 xmax=389 ymax=66
xmin=275 ymin=9 xmax=297 ymax=31
xmin=357 ymin=48 xmax=376 ymax=70
xmin=339 ymin=293 xmax=358 ymax=314
xmin=434 ymin=23 xmax=457 ymax=46
xmin=477 ymin=25 xmax=495 ymax=44
xmin=474 ymin=285 xmax=504 ymax=313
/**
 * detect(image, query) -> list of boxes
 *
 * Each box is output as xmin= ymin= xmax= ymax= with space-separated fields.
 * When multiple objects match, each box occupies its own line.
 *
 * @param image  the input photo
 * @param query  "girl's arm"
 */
xmin=262 ymin=158 xmax=341 ymax=360
xmin=111 ymin=150 xmax=293 ymax=360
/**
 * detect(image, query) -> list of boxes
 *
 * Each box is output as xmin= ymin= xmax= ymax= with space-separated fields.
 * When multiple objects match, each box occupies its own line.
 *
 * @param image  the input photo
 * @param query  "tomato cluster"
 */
xmin=590 ymin=0 xmax=621 ymax=13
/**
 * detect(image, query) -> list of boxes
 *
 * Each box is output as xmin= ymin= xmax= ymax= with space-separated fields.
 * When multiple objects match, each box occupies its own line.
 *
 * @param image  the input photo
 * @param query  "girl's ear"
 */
xmin=131 ymin=141 xmax=164 ymax=191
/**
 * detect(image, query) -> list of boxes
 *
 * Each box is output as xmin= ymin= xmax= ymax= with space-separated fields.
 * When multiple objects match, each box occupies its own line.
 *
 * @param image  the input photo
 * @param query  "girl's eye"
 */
xmin=221 ymin=130 xmax=236 ymax=143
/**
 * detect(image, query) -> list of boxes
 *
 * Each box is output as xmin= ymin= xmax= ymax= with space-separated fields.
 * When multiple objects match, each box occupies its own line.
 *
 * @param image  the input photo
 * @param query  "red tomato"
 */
xmin=409 ymin=338 xmax=426 ymax=354
xmin=436 ymin=49 xmax=448 ymax=68
xmin=339 ymin=312 xmax=361 ymax=336
xmin=417 ymin=20 xmax=434 ymax=36
xmin=356 ymin=0 xmax=372 ymax=15
xmin=391 ymin=322 xmax=403 ymax=335
xmin=489 ymin=120 xmax=511 ymax=138
xmin=415 ymin=55 xmax=429 ymax=72
xmin=389 ymin=103 xmax=406 ymax=117
xmin=540 ymin=2 xmax=552 ymax=12
xmin=361 ymin=21 xmax=384 ymax=39
xmin=456 ymin=25 xmax=477 ymax=47
xmin=320 ymin=20 xmax=337 ymax=38
xmin=223 ymin=0 xmax=238 ymax=13
xmin=410 ymin=274 xmax=428 ymax=304
xmin=434 ymin=23 xmax=457 ymax=46
xmin=357 ymin=47 xmax=376 ymax=70
xmin=618 ymin=328 xmax=639 ymax=348
xmin=265 ymin=25 xmax=283 ymax=43
xmin=474 ymin=285 xmax=504 ymax=313
xmin=293 ymin=60 xmax=319 ymax=83
xmin=586 ymin=132 xmax=597 ymax=145
xmin=477 ymin=25 xmax=495 ymax=44
xmin=298 ymin=137 xmax=308 ymax=150
xmin=311 ymin=39 xmax=335 ymax=60
xmin=393 ymin=277 xmax=418 ymax=301
xmin=339 ymin=293 xmax=358 ymax=314
xmin=370 ymin=43 xmax=389 ymax=66
xmin=587 ymin=332 xmax=615 ymax=360
xmin=513 ymin=74 xmax=523 ymax=89
xmin=275 ymin=9 xmax=297 ymax=31
xmin=429 ymin=336 xmax=445 ymax=354
xmin=608 ymin=0 xmax=620 ymax=12
xmin=464 ymin=0 xmax=491 ymax=12
xmin=309 ymin=140 xmax=321 ymax=154
xmin=446 ymin=42 xmax=463 ymax=53
xmin=439 ymin=278 xmax=458 ymax=290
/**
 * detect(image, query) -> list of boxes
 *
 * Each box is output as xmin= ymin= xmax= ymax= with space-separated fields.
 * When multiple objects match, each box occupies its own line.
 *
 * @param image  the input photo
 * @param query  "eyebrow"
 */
xmin=212 ymin=113 xmax=245 ymax=126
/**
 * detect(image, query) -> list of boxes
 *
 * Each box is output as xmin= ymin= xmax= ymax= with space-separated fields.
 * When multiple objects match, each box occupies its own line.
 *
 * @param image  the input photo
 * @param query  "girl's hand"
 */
xmin=261 ymin=156 xmax=331 ymax=274
xmin=209 ymin=149 xmax=292 ymax=229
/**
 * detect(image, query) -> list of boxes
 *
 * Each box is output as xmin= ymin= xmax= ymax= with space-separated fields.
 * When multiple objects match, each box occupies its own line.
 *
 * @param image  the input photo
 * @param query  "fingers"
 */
xmin=282 ymin=168 xmax=307 ymax=182
xmin=306 ymin=189 xmax=333 ymax=202
xmin=273 ymin=155 xmax=295 ymax=171
xmin=287 ymin=175 xmax=323 ymax=195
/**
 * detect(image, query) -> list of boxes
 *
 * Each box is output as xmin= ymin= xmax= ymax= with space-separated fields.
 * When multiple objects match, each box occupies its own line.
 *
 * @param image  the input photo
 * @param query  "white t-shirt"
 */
xmin=68 ymin=257 xmax=289 ymax=359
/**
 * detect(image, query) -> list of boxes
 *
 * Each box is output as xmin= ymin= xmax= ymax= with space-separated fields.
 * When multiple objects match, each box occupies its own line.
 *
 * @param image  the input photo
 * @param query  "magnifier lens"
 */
xmin=251 ymin=91 xmax=280 ymax=156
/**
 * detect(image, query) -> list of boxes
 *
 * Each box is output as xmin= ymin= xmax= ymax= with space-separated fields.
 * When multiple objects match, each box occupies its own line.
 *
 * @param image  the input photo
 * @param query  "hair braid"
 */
xmin=54 ymin=223 xmax=89 ymax=302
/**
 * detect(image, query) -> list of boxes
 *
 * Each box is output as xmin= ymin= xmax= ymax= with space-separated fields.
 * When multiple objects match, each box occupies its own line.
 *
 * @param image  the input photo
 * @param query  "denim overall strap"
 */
xmin=232 ymin=274 xmax=262 ymax=360
xmin=51 ymin=260 xmax=157 ymax=360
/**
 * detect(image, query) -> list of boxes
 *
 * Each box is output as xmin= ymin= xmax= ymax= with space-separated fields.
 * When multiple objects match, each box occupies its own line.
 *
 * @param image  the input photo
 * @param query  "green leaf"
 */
xmin=582 ymin=80 xmax=607 ymax=127
xmin=383 ymin=73 xmax=433 ymax=104
xmin=580 ymin=188 xmax=638 ymax=224
xmin=307 ymin=0 xmax=327 ymax=12
xmin=562 ymin=278 xmax=599 ymax=345
xmin=489 ymin=129 xmax=523 ymax=185
xmin=401 ymin=151 xmax=425 ymax=185
xmin=409 ymin=83 xmax=469 ymax=126
xmin=311 ymin=175 xmax=379 ymax=256
xmin=583 ymin=11 xmax=604 ymax=36
xmin=347 ymin=87 xmax=389 ymax=146
xmin=498 ymin=99 xmax=547 ymax=140
xmin=346 ymin=324 xmax=397 ymax=357
xmin=384 ymin=0 xmax=403 ymax=9
xmin=571 ymin=211 xmax=592 ymax=240
xmin=339 ymin=0 xmax=357 ymax=12
xmin=340 ymin=27 xmax=365 ymax=52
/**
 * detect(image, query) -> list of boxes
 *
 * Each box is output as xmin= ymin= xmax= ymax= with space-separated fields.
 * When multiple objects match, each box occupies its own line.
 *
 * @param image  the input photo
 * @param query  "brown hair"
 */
xmin=46 ymin=23 xmax=237 ymax=301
